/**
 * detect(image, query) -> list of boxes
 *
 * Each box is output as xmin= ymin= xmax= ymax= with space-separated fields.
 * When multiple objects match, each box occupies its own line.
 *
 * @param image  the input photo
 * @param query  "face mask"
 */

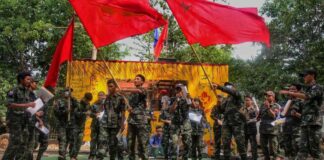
xmin=64 ymin=91 xmax=70 ymax=97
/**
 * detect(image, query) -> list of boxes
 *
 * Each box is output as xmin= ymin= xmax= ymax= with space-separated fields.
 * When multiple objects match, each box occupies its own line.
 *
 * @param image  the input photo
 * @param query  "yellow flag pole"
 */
xmin=67 ymin=60 xmax=72 ymax=122
xmin=97 ymin=51 xmax=131 ymax=134
xmin=189 ymin=45 xmax=218 ymax=97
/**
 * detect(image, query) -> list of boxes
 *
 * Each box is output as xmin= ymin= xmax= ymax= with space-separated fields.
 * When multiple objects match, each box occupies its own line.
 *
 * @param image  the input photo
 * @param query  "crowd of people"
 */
xmin=2 ymin=69 xmax=323 ymax=160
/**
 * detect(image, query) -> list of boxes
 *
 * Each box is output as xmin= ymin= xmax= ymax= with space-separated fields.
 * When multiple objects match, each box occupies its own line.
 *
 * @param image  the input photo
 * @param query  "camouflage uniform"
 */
xmin=25 ymin=90 xmax=50 ymax=160
xmin=189 ymin=107 xmax=206 ymax=160
xmin=296 ymin=84 xmax=323 ymax=160
xmin=54 ymin=96 xmax=79 ymax=160
xmin=70 ymin=99 xmax=90 ymax=158
xmin=97 ymin=94 xmax=125 ymax=160
xmin=259 ymin=103 xmax=280 ymax=160
xmin=210 ymin=104 xmax=223 ymax=159
xmin=24 ymin=90 xmax=38 ymax=160
xmin=89 ymin=100 xmax=104 ymax=159
xmin=34 ymin=102 xmax=49 ymax=160
xmin=127 ymin=87 xmax=149 ymax=160
xmin=243 ymin=106 xmax=258 ymax=160
xmin=282 ymin=99 xmax=302 ymax=160
xmin=216 ymin=86 xmax=247 ymax=160
xmin=170 ymin=97 xmax=192 ymax=159
xmin=3 ymin=84 xmax=32 ymax=160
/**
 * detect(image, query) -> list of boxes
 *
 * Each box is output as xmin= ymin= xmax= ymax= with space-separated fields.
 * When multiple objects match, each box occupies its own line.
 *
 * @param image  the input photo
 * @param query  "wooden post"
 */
xmin=92 ymin=46 xmax=98 ymax=60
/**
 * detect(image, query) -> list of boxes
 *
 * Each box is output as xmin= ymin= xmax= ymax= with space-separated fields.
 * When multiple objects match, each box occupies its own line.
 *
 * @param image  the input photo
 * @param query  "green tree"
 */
xmin=260 ymin=0 xmax=323 ymax=82
xmin=0 ymin=0 xmax=129 ymax=116
xmin=229 ymin=0 xmax=323 ymax=99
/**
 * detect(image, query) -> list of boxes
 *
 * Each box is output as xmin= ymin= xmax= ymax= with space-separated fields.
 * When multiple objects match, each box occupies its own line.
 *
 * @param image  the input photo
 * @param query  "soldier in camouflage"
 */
xmin=243 ymin=95 xmax=258 ymax=160
xmin=159 ymin=91 xmax=173 ymax=159
xmin=190 ymin=98 xmax=207 ymax=160
xmin=212 ymin=82 xmax=247 ymax=160
xmin=280 ymin=69 xmax=323 ymax=160
xmin=169 ymin=84 xmax=192 ymax=160
xmin=25 ymin=78 xmax=42 ymax=160
xmin=210 ymin=95 xmax=224 ymax=160
xmin=34 ymin=86 xmax=54 ymax=160
xmin=259 ymin=91 xmax=280 ymax=160
xmin=88 ymin=91 xmax=106 ymax=160
xmin=69 ymin=92 xmax=92 ymax=159
xmin=104 ymin=79 xmax=125 ymax=160
xmin=279 ymin=84 xmax=302 ymax=160
xmin=127 ymin=74 xmax=149 ymax=160
xmin=53 ymin=88 xmax=79 ymax=160
xmin=3 ymin=72 xmax=35 ymax=160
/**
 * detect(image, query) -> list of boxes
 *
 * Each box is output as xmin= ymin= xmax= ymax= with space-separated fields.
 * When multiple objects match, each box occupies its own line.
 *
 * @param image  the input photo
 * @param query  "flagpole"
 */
xmin=97 ymin=52 xmax=131 ymax=108
xmin=67 ymin=60 xmax=72 ymax=122
xmin=189 ymin=45 xmax=218 ymax=97
xmin=92 ymin=46 xmax=98 ymax=60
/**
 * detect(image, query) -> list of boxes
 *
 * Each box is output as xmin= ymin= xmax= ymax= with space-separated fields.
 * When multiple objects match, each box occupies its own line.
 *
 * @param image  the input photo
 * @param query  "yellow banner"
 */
xmin=67 ymin=60 xmax=228 ymax=153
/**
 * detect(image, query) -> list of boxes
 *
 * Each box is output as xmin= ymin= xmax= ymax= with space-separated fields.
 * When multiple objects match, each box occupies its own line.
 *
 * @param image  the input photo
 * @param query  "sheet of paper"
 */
xmin=97 ymin=111 xmax=104 ymax=120
xmin=180 ymin=86 xmax=192 ymax=104
xmin=26 ymin=98 xmax=44 ymax=115
xmin=271 ymin=118 xmax=286 ymax=126
xmin=116 ymin=131 xmax=122 ymax=139
xmin=189 ymin=112 xmax=202 ymax=123
xmin=35 ymin=122 xmax=49 ymax=135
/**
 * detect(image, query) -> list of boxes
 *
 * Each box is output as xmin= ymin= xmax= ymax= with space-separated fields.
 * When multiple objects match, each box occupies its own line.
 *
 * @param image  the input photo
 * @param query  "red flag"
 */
xmin=44 ymin=20 xmax=74 ymax=87
xmin=69 ymin=0 xmax=167 ymax=48
xmin=154 ymin=23 xmax=168 ymax=60
xmin=166 ymin=0 xmax=270 ymax=47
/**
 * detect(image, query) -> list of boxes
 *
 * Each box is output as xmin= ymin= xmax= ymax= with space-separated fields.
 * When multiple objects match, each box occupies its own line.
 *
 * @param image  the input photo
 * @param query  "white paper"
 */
xmin=189 ymin=112 xmax=202 ymax=123
xmin=180 ymin=86 xmax=192 ymax=104
xmin=97 ymin=111 xmax=104 ymax=120
xmin=26 ymin=98 xmax=44 ymax=115
xmin=35 ymin=122 xmax=49 ymax=135
xmin=271 ymin=118 xmax=286 ymax=126
xmin=281 ymin=100 xmax=292 ymax=116
xmin=252 ymin=97 xmax=260 ymax=113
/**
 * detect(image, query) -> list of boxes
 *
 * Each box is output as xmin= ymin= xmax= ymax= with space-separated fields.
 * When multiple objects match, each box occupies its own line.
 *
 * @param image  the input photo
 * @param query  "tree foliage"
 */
xmin=0 ymin=0 xmax=128 ymax=113
xmin=230 ymin=0 xmax=324 ymax=99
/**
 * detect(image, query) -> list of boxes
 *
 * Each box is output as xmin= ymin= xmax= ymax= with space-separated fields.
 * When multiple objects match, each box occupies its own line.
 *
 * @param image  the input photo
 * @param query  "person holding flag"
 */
xmin=212 ymin=82 xmax=247 ymax=160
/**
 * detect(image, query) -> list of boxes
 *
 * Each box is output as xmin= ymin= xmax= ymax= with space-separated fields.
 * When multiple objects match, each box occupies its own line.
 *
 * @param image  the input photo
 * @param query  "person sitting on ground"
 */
xmin=149 ymin=125 xmax=164 ymax=157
